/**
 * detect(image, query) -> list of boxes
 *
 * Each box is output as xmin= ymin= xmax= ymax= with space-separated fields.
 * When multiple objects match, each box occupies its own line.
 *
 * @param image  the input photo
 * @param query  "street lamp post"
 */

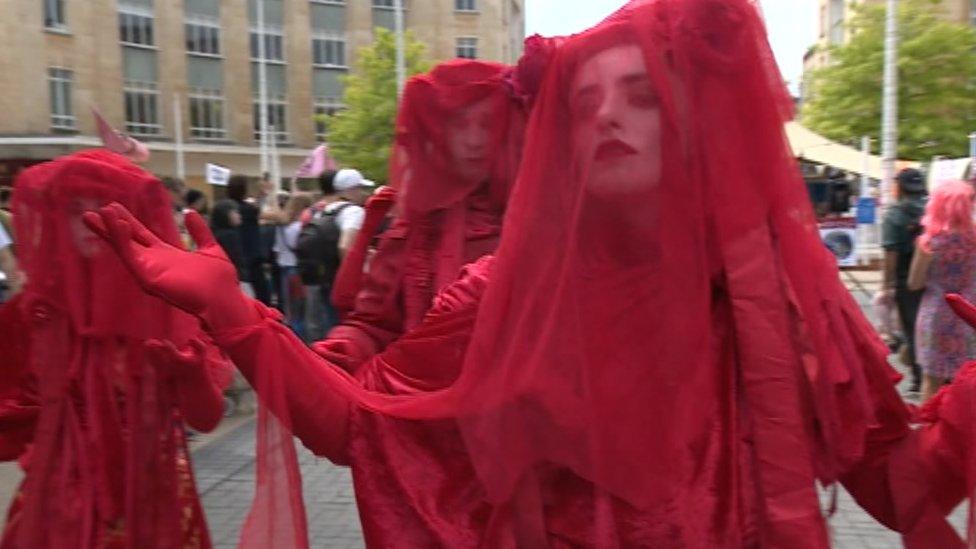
xmin=256 ymin=0 xmax=270 ymax=177
xmin=879 ymin=0 xmax=898 ymax=207
xmin=394 ymin=0 xmax=406 ymax=98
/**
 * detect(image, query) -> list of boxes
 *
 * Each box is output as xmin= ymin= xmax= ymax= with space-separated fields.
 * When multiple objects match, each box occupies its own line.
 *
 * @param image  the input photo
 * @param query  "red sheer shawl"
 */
xmin=8 ymin=150 xmax=225 ymax=548
xmin=314 ymin=0 xmax=896 ymax=545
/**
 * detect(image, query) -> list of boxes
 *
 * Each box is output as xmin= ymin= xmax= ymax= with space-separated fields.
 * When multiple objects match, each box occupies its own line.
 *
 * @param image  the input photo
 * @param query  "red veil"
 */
xmin=334 ymin=0 xmax=901 ymax=545
xmin=5 ymin=150 xmax=227 ymax=547
xmin=388 ymin=59 xmax=528 ymax=329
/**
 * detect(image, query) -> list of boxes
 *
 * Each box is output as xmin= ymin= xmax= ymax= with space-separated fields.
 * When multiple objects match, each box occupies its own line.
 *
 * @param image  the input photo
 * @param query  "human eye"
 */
xmin=627 ymin=80 xmax=659 ymax=109
xmin=573 ymin=87 xmax=602 ymax=120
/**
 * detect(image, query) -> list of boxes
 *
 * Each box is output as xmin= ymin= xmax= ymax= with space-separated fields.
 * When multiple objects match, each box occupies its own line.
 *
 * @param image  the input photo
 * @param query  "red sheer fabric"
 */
xmin=2 ymin=150 xmax=230 ymax=548
xmin=244 ymin=60 xmax=534 ymax=547
xmin=309 ymin=0 xmax=955 ymax=545
xmin=319 ymin=59 xmax=532 ymax=373
xmin=68 ymin=2 xmax=973 ymax=545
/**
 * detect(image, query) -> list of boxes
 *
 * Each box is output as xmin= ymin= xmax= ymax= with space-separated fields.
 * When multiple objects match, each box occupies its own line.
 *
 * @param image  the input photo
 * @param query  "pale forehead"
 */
xmin=449 ymin=96 xmax=495 ymax=122
xmin=572 ymin=44 xmax=648 ymax=94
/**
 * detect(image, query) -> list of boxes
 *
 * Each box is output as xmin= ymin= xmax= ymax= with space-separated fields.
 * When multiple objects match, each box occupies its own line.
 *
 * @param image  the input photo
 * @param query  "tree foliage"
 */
xmin=320 ymin=28 xmax=431 ymax=182
xmin=802 ymin=0 xmax=976 ymax=160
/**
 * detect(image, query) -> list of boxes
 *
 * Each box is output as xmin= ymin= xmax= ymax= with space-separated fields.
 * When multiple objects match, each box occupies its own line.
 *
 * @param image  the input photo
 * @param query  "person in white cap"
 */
xmin=296 ymin=168 xmax=375 ymax=340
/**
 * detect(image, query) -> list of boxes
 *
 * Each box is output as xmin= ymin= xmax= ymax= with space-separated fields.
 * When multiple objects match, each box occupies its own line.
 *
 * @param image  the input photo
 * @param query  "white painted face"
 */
xmin=68 ymin=197 xmax=104 ymax=258
xmin=445 ymin=97 xmax=495 ymax=184
xmin=571 ymin=44 xmax=662 ymax=196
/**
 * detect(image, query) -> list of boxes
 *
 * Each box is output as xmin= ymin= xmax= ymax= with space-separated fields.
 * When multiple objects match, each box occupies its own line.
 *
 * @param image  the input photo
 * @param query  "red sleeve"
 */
xmin=211 ymin=305 xmax=352 ymax=464
xmin=314 ymin=224 xmax=409 ymax=373
xmin=839 ymin=356 xmax=969 ymax=547
xmin=331 ymin=190 xmax=397 ymax=315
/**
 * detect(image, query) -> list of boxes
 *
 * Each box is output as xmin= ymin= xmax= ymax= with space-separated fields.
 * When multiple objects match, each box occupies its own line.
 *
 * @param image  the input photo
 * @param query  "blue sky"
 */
xmin=525 ymin=0 xmax=820 ymax=94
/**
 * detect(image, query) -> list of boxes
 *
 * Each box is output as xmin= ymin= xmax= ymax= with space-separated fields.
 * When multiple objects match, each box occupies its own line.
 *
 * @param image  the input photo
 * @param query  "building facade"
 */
xmin=801 ymin=0 xmax=974 ymax=99
xmin=0 ymin=0 xmax=525 ymax=189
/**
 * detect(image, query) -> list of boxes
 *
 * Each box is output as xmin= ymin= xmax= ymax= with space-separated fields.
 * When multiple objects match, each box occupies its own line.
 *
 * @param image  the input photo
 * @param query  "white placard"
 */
xmin=206 ymin=163 xmax=231 ymax=186
xmin=928 ymin=158 xmax=971 ymax=190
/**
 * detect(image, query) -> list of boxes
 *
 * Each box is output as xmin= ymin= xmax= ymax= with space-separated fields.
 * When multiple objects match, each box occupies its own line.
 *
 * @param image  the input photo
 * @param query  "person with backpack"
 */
xmin=881 ymin=168 xmax=929 ymax=393
xmin=296 ymin=169 xmax=372 ymax=341
xmin=270 ymin=192 xmax=314 ymax=339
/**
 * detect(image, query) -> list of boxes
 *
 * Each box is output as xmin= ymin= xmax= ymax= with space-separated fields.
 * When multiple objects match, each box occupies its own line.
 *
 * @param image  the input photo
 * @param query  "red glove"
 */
xmin=83 ymin=203 xmax=259 ymax=331
xmin=331 ymin=186 xmax=398 ymax=314
xmin=946 ymin=293 xmax=976 ymax=331
xmin=145 ymin=338 xmax=226 ymax=432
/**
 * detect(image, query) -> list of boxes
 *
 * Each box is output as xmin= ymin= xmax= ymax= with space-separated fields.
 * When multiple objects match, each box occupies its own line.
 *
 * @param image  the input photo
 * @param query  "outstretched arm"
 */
xmin=84 ymin=204 xmax=353 ymax=462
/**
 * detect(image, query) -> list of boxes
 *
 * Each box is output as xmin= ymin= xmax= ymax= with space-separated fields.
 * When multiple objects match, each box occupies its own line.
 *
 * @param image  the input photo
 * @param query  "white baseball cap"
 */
xmin=333 ymin=168 xmax=375 ymax=192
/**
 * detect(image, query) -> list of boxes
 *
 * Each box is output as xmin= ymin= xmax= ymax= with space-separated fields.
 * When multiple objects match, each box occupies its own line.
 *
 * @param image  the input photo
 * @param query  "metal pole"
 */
xmin=394 ymin=0 xmax=406 ymax=97
xmin=879 ymin=0 xmax=899 ymax=207
xmin=256 ymin=0 xmax=270 ymax=176
xmin=270 ymin=125 xmax=281 ymax=197
xmin=861 ymin=135 xmax=871 ymax=198
xmin=173 ymin=94 xmax=185 ymax=181
xmin=969 ymin=132 xmax=976 ymax=181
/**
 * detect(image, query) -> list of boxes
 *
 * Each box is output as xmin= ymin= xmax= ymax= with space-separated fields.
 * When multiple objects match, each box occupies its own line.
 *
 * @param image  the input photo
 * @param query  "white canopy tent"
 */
xmin=785 ymin=122 xmax=918 ymax=179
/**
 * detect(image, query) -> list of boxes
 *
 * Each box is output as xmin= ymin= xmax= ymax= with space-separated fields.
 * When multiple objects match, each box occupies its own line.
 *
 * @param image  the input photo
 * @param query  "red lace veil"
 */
xmin=326 ymin=0 xmax=894 ymax=545
xmin=11 ymin=150 xmax=218 ymax=547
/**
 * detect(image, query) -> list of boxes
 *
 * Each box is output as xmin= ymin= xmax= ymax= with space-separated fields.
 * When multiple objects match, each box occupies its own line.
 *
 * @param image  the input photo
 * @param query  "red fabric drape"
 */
xmin=287 ymin=0 xmax=954 ymax=545
xmin=2 ymin=151 xmax=229 ymax=548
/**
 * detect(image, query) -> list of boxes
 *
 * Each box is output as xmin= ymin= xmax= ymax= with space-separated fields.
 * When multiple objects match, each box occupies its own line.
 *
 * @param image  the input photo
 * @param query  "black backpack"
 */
xmin=295 ymin=203 xmax=352 ymax=286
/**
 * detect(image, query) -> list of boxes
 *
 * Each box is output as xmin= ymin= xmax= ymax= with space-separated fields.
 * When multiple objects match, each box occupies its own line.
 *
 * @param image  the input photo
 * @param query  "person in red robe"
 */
xmin=0 ymin=150 xmax=232 ymax=548
xmin=82 ymin=0 xmax=976 ymax=546
xmin=320 ymin=54 xmax=546 ymax=373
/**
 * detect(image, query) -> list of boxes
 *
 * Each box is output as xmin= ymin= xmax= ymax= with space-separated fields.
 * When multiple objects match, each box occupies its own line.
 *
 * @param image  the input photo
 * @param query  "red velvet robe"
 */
xmin=213 ymin=257 xmax=970 ymax=547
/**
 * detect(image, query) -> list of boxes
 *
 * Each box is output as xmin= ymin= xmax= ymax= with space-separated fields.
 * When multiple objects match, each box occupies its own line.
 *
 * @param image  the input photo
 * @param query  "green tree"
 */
xmin=320 ymin=28 xmax=431 ymax=182
xmin=802 ymin=0 xmax=976 ymax=160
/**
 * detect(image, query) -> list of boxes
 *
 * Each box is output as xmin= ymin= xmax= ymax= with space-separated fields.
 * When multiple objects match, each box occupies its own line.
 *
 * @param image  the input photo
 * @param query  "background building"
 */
xmin=801 ymin=0 xmax=974 ymax=99
xmin=0 ymin=0 xmax=525 ymax=190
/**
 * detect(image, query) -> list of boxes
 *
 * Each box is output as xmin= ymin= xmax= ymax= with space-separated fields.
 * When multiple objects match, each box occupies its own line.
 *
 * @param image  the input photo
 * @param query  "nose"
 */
xmin=595 ymin=87 xmax=624 ymax=133
xmin=461 ymin=126 xmax=489 ymax=154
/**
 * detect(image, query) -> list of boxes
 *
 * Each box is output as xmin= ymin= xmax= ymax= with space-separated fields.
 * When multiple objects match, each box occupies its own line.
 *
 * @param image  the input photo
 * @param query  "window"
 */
xmin=314 ymin=98 xmax=343 ymax=141
xmin=119 ymin=9 xmax=155 ymax=47
xmin=312 ymin=35 xmax=347 ymax=68
xmin=249 ymin=28 xmax=285 ymax=62
xmin=455 ymin=0 xmax=477 ymax=11
xmin=48 ymin=68 xmax=75 ymax=130
xmin=124 ymin=80 xmax=161 ymax=136
xmin=44 ymin=0 xmax=67 ymax=30
xmin=185 ymin=17 xmax=221 ymax=56
xmin=372 ymin=0 xmax=394 ymax=7
xmin=456 ymin=37 xmax=478 ymax=59
xmin=189 ymin=89 xmax=226 ymax=139
xmin=311 ymin=0 xmax=345 ymax=4
xmin=253 ymin=96 xmax=289 ymax=142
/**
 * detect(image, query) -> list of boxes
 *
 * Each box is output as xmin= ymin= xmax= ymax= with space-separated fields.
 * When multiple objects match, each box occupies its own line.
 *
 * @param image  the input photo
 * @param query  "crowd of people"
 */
xmin=3 ymin=0 xmax=976 ymax=547
xmin=880 ymin=168 xmax=976 ymax=403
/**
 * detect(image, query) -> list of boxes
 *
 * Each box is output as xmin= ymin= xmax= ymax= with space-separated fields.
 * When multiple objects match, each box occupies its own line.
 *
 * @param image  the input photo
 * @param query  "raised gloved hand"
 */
xmin=83 ymin=203 xmax=259 ymax=331
xmin=365 ymin=185 xmax=397 ymax=214
xmin=331 ymin=186 xmax=399 ymax=314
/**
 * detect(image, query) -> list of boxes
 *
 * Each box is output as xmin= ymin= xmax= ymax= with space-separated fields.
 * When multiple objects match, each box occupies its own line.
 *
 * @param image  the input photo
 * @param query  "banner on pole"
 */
xmin=206 ymin=163 xmax=231 ymax=186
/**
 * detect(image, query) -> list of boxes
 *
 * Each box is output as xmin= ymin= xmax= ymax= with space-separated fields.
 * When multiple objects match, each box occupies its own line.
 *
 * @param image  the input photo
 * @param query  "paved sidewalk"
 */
xmin=194 ymin=419 xmax=364 ymax=549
